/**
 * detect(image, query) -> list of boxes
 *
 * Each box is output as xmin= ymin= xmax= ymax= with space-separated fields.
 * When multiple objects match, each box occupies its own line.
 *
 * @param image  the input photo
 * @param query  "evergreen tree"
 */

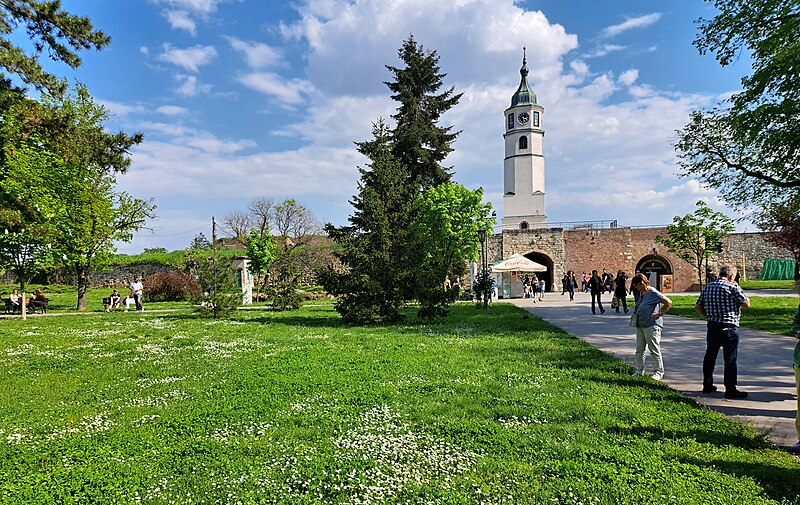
xmin=385 ymin=36 xmax=462 ymax=192
xmin=319 ymin=121 xmax=415 ymax=322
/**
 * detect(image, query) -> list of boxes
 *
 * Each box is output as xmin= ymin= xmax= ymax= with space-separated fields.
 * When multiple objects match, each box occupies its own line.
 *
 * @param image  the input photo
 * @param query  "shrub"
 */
xmin=143 ymin=272 xmax=201 ymax=302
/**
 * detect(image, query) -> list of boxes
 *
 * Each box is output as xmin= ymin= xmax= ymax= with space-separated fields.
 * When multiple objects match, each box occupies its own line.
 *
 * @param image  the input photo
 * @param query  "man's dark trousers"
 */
xmin=702 ymin=321 xmax=740 ymax=391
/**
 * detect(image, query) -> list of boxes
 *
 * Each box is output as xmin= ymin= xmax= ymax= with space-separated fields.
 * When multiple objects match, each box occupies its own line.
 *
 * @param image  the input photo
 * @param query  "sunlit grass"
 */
xmin=0 ymin=303 xmax=798 ymax=504
xmin=669 ymin=295 xmax=800 ymax=336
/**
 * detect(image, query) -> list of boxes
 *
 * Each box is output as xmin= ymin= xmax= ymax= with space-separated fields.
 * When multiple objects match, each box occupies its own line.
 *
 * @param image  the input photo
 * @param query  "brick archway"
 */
xmin=524 ymin=252 xmax=555 ymax=291
xmin=635 ymin=254 xmax=673 ymax=290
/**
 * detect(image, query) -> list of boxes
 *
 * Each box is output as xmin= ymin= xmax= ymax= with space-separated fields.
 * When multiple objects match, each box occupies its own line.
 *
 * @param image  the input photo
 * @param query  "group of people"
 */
xmin=585 ymin=269 xmax=631 ymax=315
xmin=4 ymin=288 xmax=48 ymax=313
xmin=522 ymin=274 xmax=545 ymax=301
xmin=103 ymin=277 xmax=144 ymax=312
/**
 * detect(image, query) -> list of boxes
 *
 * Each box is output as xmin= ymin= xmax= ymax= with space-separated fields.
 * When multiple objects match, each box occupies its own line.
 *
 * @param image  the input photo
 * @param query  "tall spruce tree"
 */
xmin=319 ymin=121 xmax=415 ymax=322
xmin=385 ymin=35 xmax=462 ymax=192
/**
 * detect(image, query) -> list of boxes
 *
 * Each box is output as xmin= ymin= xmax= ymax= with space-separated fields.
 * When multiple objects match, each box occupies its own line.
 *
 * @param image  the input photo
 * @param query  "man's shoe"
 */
xmin=788 ymin=442 xmax=800 ymax=455
xmin=600 ymin=310 xmax=606 ymax=314
xmin=723 ymin=390 xmax=748 ymax=399
xmin=650 ymin=372 xmax=664 ymax=380
xmin=631 ymin=371 xmax=643 ymax=377
xmin=624 ymin=309 xmax=629 ymax=313
xmin=702 ymin=385 xmax=717 ymax=393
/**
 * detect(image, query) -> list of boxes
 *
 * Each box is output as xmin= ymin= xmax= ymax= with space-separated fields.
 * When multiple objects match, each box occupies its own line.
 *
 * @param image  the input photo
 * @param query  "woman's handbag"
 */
xmin=610 ymin=295 xmax=619 ymax=309
xmin=629 ymin=313 xmax=637 ymax=327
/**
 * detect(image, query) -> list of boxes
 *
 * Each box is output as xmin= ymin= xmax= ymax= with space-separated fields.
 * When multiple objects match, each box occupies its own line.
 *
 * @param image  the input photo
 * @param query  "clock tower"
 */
xmin=502 ymin=50 xmax=546 ymax=230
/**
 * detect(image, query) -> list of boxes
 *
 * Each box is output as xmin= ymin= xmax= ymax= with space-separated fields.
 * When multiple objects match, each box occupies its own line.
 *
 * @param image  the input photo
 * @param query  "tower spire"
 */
xmin=511 ymin=47 xmax=536 ymax=107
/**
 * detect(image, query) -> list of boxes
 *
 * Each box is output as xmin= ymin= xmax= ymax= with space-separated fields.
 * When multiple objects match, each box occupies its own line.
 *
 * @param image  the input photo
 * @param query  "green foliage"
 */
xmin=143 ymin=271 xmax=201 ymax=302
xmin=0 ymin=304 xmax=798 ymax=503
xmin=245 ymin=229 xmax=276 ymax=276
xmin=655 ymin=201 xmax=735 ymax=286
xmin=410 ymin=183 xmax=494 ymax=317
xmin=0 ymin=85 xmax=155 ymax=310
xmin=386 ymin=35 xmax=462 ymax=191
xmin=194 ymin=254 xmax=240 ymax=318
xmin=321 ymin=121 xmax=414 ymax=322
xmin=323 ymin=38 xmax=466 ymax=323
xmin=0 ymin=1 xmax=110 ymax=94
xmin=756 ymin=198 xmax=800 ymax=279
xmin=188 ymin=232 xmax=211 ymax=250
xmin=676 ymin=1 xmax=800 ymax=216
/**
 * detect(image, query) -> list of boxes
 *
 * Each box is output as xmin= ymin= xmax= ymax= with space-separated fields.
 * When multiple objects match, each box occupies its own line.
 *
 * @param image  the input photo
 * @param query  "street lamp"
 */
xmin=477 ymin=227 xmax=488 ymax=309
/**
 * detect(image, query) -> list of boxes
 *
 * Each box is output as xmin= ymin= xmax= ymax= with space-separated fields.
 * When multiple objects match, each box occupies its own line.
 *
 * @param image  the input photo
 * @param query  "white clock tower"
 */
xmin=502 ymin=50 xmax=547 ymax=230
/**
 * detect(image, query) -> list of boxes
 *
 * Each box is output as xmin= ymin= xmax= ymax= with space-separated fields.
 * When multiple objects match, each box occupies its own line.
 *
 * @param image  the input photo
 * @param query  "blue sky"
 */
xmin=26 ymin=0 xmax=751 ymax=252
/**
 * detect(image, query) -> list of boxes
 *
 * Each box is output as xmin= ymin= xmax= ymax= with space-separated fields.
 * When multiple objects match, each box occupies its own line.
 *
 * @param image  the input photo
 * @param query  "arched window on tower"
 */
xmin=519 ymin=136 xmax=528 ymax=150
xmin=520 ymin=221 xmax=529 ymax=230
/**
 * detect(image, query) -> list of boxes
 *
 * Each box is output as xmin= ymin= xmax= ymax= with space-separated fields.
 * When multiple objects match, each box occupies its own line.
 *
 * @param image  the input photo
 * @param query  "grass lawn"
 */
xmin=1 ymin=284 xmax=193 ymax=312
xmin=740 ymin=280 xmax=797 ymax=290
xmin=668 ymin=295 xmax=800 ymax=336
xmin=1 ymin=303 xmax=799 ymax=504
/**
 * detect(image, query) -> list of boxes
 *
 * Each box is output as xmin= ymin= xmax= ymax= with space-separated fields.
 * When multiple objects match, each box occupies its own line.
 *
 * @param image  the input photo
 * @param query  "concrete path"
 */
xmin=507 ymin=290 xmax=799 ymax=448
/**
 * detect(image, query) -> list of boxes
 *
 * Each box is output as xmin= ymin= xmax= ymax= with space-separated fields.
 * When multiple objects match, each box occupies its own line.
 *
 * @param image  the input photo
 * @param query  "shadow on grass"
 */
xmin=678 ymin=455 xmax=800 ymax=504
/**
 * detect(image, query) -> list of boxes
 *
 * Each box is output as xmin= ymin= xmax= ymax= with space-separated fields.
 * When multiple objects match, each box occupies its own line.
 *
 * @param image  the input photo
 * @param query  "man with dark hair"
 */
xmin=588 ymin=270 xmax=605 ymax=315
xmin=695 ymin=265 xmax=750 ymax=399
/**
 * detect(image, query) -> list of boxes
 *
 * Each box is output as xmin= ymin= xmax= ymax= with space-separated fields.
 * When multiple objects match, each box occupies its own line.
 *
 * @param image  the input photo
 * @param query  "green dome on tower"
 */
xmin=511 ymin=48 xmax=537 ymax=107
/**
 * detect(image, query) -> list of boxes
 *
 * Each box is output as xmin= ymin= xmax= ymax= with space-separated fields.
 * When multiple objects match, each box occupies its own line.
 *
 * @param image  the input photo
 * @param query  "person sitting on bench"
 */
xmin=103 ymin=289 xmax=122 ymax=312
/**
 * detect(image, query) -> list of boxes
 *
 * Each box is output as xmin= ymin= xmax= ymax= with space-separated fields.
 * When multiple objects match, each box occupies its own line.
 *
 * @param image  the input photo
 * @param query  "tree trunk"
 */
xmin=76 ymin=266 xmax=89 ymax=311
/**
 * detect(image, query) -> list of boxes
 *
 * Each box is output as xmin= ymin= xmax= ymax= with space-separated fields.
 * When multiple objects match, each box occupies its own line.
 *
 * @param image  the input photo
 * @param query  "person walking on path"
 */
xmin=790 ymin=280 xmax=800 ymax=455
xmin=588 ymin=270 xmax=605 ymax=314
xmin=613 ymin=270 xmax=629 ymax=314
xmin=695 ymin=265 xmax=750 ymax=399
xmin=130 ymin=276 xmax=144 ymax=312
xmin=567 ymin=271 xmax=577 ymax=301
xmin=630 ymin=273 xmax=671 ymax=380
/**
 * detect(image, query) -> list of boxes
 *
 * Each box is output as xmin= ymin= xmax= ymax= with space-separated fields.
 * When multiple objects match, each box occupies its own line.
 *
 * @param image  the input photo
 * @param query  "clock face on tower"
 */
xmin=517 ymin=112 xmax=530 ymax=124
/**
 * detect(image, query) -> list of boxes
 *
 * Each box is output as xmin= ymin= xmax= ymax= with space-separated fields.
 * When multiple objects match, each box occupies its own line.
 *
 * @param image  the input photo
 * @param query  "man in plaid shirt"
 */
xmin=695 ymin=265 xmax=751 ymax=399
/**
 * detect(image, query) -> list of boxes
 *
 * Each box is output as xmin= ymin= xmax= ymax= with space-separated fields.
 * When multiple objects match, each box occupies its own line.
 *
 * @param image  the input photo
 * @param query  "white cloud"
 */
xmin=119 ymin=0 xmax=747 ymax=252
xmin=155 ymin=105 xmax=189 ymax=116
xmin=154 ymin=0 xmax=228 ymax=15
xmin=225 ymin=37 xmax=283 ymax=69
xmin=99 ymin=100 xmax=145 ymax=117
xmin=237 ymin=72 xmax=311 ymax=105
xmin=585 ymin=44 xmax=625 ymax=58
xmin=176 ymin=75 xmax=212 ymax=96
xmin=165 ymin=10 xmax=197 ymax=35
xmin=602 ymin=13 xmax=662 ymax=38
xmin=618 ymin=68 xmax=638 ymax=86
xmin=158 ymin=44 xmax=218 ymax=72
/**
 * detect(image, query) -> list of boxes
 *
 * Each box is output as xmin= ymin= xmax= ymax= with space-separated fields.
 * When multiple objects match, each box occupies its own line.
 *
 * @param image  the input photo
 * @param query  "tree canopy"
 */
xmin=655 ymin=200 xmax=735 ymax=286
xmin=0 ymin=0 xmax=110 ymax=94
xmin=386 ymin=35 xmax=462 ymax=192
xmin=675 ymin=0 xmax=800 ymax=215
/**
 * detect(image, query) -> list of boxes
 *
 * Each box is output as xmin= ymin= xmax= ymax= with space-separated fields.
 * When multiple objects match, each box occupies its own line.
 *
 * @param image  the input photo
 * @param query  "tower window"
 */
xmin=518 ymin=136 xmax=528 ymax=150
xmin=520 ymin=221 xmax=529 ymax=230
xmin=533 ymin=111 xmax=540 ymax=127
xmin=507 ymin=113 xmax=515 ymax=130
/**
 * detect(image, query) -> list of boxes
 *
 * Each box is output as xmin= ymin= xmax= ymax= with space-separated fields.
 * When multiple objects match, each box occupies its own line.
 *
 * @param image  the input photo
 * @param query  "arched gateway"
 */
xmin=635 ymin=254 xmax=674 ymax=292
xmin=524 ymin=252 xmax=554 ymax=291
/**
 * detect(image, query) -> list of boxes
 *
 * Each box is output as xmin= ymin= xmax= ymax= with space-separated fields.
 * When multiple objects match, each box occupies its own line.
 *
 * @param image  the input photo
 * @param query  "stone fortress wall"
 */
xmin=491 ymin=226 xmax=793 ymax=293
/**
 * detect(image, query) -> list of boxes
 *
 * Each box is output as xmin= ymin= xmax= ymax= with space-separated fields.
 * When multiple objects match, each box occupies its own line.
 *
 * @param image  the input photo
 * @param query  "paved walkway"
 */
xmin=507 ymin=290 xmax=799 ymax=448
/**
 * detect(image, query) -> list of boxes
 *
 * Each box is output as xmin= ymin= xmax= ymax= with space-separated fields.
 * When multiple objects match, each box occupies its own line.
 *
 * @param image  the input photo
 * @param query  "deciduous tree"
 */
xmin=655 ymin=201 xmax=735 ymax=287
xmin=675 ymin=0 xmax=800 ymax=216
xmin=409 ymin=182 xmax=494 ymax=318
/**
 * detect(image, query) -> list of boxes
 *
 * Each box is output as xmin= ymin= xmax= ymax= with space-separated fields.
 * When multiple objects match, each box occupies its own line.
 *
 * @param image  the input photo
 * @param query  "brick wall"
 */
xmin=491 ymin=226 xmax=793 ymax=293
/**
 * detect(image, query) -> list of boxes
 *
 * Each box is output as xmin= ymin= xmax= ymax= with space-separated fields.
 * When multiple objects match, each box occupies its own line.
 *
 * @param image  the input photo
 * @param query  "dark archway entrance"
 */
xmin=524 ymin=252 xmax=555 ymax=292
xmin=635 ymin=255 xmax=673 ymax=292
